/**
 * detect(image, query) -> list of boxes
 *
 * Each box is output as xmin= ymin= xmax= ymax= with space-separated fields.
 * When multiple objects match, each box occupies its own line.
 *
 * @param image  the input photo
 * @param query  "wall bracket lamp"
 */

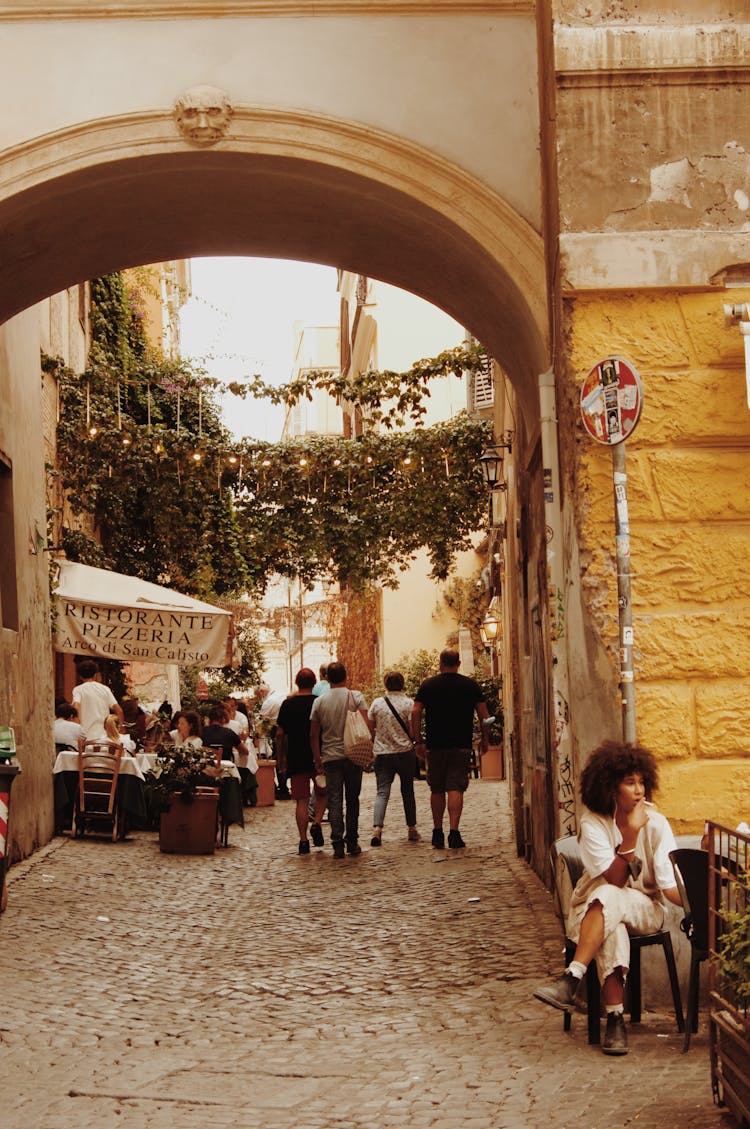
xmin=479 ymin=433 xmax=514 ymax=491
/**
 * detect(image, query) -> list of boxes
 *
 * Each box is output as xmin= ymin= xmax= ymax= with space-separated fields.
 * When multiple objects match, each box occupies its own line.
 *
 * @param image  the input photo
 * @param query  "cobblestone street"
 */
xmin=0 ymin=778 xmax=734 ymax=1129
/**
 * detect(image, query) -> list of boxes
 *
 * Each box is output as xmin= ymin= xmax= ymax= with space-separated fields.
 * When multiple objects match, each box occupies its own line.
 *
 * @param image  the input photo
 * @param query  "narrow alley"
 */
xmin=0 ymin=779 xmax=730 ymax=1129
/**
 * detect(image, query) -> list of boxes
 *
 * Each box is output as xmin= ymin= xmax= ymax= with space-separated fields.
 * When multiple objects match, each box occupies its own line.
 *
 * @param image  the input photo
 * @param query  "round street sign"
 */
xmin=580 ymin=356 xmax=643 ymax=445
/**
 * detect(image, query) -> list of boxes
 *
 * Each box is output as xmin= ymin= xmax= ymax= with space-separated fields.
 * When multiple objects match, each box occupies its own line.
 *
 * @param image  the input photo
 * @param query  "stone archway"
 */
xmin=0 ymin=105 xmax=552 ymax=862
xmin=0 ymin=107 xmax=548 ymax=413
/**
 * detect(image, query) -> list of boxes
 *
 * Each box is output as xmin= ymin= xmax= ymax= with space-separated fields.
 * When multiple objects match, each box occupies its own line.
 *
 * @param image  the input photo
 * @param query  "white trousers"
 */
xmin=567 ymin=883 xmax=665 ymax=985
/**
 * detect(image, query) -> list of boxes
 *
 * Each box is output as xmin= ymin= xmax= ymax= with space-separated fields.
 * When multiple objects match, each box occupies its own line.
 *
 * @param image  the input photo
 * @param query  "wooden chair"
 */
xmin=75 ymin=741 xmax=123 ymax=841
xmin=551 ymin=835 xmax=685 ymax=1044
xmin=670 ymin=847 xmax=709 ymax=1052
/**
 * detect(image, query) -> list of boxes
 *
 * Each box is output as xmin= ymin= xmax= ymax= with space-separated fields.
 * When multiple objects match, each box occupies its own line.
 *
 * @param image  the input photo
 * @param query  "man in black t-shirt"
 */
xmin=276 ymin=668 xmax=327 ymax=854
xmin=412 ymin=649 xmax=489 ymax=850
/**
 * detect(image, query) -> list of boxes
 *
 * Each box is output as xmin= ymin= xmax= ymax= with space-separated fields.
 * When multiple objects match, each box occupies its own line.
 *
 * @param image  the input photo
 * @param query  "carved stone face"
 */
xmin=174 ymin=85 xmax=233 ymax=146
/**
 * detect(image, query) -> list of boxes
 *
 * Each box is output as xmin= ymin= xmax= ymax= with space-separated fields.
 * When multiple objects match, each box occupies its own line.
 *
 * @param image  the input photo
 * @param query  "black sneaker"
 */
xmin=431 ymin=828 xmax=445 ymax=849
xmin=298 ymin=840 xmax=310 ymax=855
xmin=447 ymin=829 xmax=466 ymax=849
xmin=346 ymin=842 xmax=362 ymax=856
xmin=310 ymin=823 xmax=324 ymax=847
xmin=603 ymin=1012 xmax=628 ymax=1055
xmin=333 ymin=842 xmax=346 ymax=858
xmin=370 ymin=833 xmax=382 ymax=847
xmin=533 ymin=971 xmax=581 ymax=1012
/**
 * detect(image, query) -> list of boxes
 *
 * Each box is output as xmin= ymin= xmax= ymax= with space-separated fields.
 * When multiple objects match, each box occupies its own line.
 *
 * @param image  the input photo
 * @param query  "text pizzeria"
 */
xmin=63 ymin=603 xmax=215 ymax=632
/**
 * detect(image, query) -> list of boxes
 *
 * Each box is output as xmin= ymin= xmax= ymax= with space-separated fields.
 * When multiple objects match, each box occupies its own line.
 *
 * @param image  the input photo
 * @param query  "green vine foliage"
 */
xmin=227 ymin=343 xmax=486 ymax=430
xmin=53 ymin=272 xmax=492 ymax=603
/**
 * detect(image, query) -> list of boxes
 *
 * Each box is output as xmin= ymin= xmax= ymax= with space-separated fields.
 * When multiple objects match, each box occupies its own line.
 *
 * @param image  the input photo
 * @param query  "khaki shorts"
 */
xmin=567 ymin=882 xmax=665 ymax=985
xmin=426 ymin=746 xmax=471 ymax=794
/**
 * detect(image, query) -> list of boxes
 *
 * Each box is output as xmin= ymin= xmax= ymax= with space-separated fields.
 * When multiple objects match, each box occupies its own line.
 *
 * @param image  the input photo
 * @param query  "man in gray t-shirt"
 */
xmin=310 ymin=662 xmax=368 ymax=857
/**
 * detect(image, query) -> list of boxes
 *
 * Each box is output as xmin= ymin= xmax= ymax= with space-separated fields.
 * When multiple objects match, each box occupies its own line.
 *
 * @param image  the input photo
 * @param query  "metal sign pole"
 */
xmin=612 ymin=442 xmax=636 ymax=743
xmin=580 ymin=355 xmax=643 ymax=747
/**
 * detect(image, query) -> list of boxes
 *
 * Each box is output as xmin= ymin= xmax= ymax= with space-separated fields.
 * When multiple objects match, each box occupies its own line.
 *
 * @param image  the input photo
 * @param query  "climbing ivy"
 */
xmin=52 ymin=272 xmax=492 ymax=600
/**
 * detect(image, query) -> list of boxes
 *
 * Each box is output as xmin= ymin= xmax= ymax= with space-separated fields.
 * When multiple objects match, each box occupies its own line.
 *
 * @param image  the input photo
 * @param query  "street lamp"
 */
xmin=479 ymin=433 xmax=513 ymax=492
xmin=479 ymin=597 xmax=501 ymax=648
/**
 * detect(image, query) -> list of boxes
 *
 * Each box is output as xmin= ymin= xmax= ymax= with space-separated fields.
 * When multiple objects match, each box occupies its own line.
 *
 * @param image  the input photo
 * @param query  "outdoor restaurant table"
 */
xmin=53 ymin=749 xmax=147 ymax=834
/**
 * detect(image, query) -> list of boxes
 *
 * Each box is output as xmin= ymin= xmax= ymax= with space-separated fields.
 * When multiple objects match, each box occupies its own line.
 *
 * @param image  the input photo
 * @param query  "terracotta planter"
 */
xmin=255 ymin=759 xmax=276 ymax=807
xmin=159 ymin=787 xmax=218 ymax=854
xmin=480 ymin=745 xmax=504 ymax=781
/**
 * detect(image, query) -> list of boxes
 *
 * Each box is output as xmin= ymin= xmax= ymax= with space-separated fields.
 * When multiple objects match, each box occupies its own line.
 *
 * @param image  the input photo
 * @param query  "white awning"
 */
xmin=54 ymin=560 xmax=233 ymax=667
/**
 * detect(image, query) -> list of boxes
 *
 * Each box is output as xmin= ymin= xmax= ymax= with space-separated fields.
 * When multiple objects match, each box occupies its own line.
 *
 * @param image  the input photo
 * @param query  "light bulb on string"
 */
xmin=88 ymin=426 xmax=98 ymax=438
xmin=121 ymin=434 xmax=131 ymax=448
xmin=191 ymin=450 xmax=203 ymax=463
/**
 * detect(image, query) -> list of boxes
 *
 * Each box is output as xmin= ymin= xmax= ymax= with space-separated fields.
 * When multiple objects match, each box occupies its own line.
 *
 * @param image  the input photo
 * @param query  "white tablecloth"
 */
xmin=53 ymin=750 xmax=146 ymax=780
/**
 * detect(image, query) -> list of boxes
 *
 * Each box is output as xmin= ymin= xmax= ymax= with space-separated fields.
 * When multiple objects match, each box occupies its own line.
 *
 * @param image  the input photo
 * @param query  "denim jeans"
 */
xmin=324 ymin=758 xmax=363 ymax=845
xmin=373 ymin=751 xmax=417 ymax=828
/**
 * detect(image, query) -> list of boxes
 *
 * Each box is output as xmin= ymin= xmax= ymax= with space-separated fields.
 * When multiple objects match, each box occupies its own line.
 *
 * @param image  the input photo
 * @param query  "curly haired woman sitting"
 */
xmin=533 ymin=740 xmax=682 ymax=1056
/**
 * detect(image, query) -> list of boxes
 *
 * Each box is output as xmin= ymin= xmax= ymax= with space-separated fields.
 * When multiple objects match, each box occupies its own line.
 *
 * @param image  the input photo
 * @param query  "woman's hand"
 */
xmin=616 ymin=796 xmax=649 ymax=850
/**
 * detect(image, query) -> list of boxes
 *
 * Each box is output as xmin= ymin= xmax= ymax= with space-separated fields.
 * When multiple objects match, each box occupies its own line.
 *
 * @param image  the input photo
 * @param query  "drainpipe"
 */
xmin=539 ymin=369 xmax=576 ymax=838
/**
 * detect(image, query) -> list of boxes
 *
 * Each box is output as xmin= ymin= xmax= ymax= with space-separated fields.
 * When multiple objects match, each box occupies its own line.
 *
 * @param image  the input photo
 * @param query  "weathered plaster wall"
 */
xmin=0 ymin=306 xmax=56 ymax=860
xmin=563 ymin=288 xmax=750 ymax=832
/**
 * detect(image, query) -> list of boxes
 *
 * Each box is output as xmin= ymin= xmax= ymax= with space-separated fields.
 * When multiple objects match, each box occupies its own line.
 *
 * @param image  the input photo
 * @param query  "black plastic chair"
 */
xmin=669 ymin=847 xmax=709 ymax=1052
xmin=550 ymin=836 xmax=685 ymax=1044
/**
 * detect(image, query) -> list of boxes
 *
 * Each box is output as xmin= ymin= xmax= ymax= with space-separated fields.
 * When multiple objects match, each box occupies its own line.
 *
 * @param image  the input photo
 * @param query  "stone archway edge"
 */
xmin=0 ymin=1 xmax=535 ymax=20
xmin=0 ymin=105 xmax=548 ymax=338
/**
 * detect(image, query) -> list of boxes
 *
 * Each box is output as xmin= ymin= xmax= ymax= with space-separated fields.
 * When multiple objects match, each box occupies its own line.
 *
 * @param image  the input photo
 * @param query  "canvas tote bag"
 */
xmin=343 ymin=691 xmax=374 ymax=770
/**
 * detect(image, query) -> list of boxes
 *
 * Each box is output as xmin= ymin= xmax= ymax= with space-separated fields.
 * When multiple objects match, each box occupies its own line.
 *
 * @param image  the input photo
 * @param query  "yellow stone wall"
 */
xmin=565 ymin=288 xmax=750 ymax=832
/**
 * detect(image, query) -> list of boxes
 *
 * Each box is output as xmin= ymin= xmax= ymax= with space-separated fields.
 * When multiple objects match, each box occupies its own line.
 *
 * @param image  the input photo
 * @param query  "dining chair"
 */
xmin=550 ymin=836 xmax=685 ymax=1044
xmin=75 ymin=741 xmax=123 ymax=841
xmin=669 ymin=847 xmax=709 ymax=1052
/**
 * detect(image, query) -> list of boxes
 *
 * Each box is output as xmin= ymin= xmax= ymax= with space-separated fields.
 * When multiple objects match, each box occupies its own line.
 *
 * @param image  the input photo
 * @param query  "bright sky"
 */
xmin=179 ymin=257 xmax=340 ymax=442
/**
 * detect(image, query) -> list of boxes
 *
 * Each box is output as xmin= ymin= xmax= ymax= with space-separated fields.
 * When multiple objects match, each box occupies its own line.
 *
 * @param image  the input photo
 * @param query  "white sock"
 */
xmin=567 ymin=961 xmax=587 ymax=980
xmin=605 ymin=1004 xmax=624 ymax=1015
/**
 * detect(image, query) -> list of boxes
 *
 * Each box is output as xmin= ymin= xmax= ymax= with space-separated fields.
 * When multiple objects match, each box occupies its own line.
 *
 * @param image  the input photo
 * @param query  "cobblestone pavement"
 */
xmin=0 ymin=778 xmax=736 ymax=1129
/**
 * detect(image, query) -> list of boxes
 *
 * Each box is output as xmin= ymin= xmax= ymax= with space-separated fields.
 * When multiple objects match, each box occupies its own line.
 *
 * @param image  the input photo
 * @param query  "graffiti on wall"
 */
xmin=554 ymin=689 xmax=576 ymax=837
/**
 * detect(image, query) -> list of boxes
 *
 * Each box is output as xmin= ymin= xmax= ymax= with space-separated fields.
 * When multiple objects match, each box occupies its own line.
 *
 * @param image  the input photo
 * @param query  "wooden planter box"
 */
xmin=255 ymin=759 xmax=276 ymax=807
xmin=712 ymin=1010 xmax=750 ymax=1128
xmin=159 ymin=788 xmax=218 ymax=855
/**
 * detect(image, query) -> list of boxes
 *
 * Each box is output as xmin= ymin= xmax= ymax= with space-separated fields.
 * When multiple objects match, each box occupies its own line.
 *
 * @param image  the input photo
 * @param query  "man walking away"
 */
xmin=411 ymin=649 xmax=489 ymax=849
xmin=310 ymin=661 xmax=368 ymax=858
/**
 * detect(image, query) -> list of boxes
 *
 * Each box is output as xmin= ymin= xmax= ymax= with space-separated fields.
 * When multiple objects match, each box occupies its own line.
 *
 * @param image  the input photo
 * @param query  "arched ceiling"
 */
xmin=0 ymin=115 xmax=549 ymax=417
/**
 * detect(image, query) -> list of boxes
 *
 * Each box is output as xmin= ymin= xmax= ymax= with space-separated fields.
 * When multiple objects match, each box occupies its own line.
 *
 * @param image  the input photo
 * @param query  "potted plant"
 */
xmin=146 ymin=745 xmax=220 ymax=855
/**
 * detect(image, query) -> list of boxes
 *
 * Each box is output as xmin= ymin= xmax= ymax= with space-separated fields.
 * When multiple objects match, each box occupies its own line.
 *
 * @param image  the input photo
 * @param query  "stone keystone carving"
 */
xmin=174 ymin=85 xmax=234 ymax=146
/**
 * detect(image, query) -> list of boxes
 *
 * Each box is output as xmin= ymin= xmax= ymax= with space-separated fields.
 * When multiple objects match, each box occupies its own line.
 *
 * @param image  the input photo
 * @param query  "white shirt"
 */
xmin=259 ymin=690 xmax=286 ymax=723
xmin=368 ymin=693 xmax=414 ymax=756
xmin=53 ymin=718 xmax=86 ymax=748
xmin=579 ymin=806 xmax=678 ymax=891
xmin=310 ymin=687 xmax=367 ymax=761
xmin=72 ymin=681 xmax=118 ymax=740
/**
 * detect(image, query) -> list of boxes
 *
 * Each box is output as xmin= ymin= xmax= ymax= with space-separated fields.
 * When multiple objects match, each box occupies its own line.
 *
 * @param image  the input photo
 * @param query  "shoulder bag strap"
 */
xmin=383 ymin=695 xmax=413 ymax=743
